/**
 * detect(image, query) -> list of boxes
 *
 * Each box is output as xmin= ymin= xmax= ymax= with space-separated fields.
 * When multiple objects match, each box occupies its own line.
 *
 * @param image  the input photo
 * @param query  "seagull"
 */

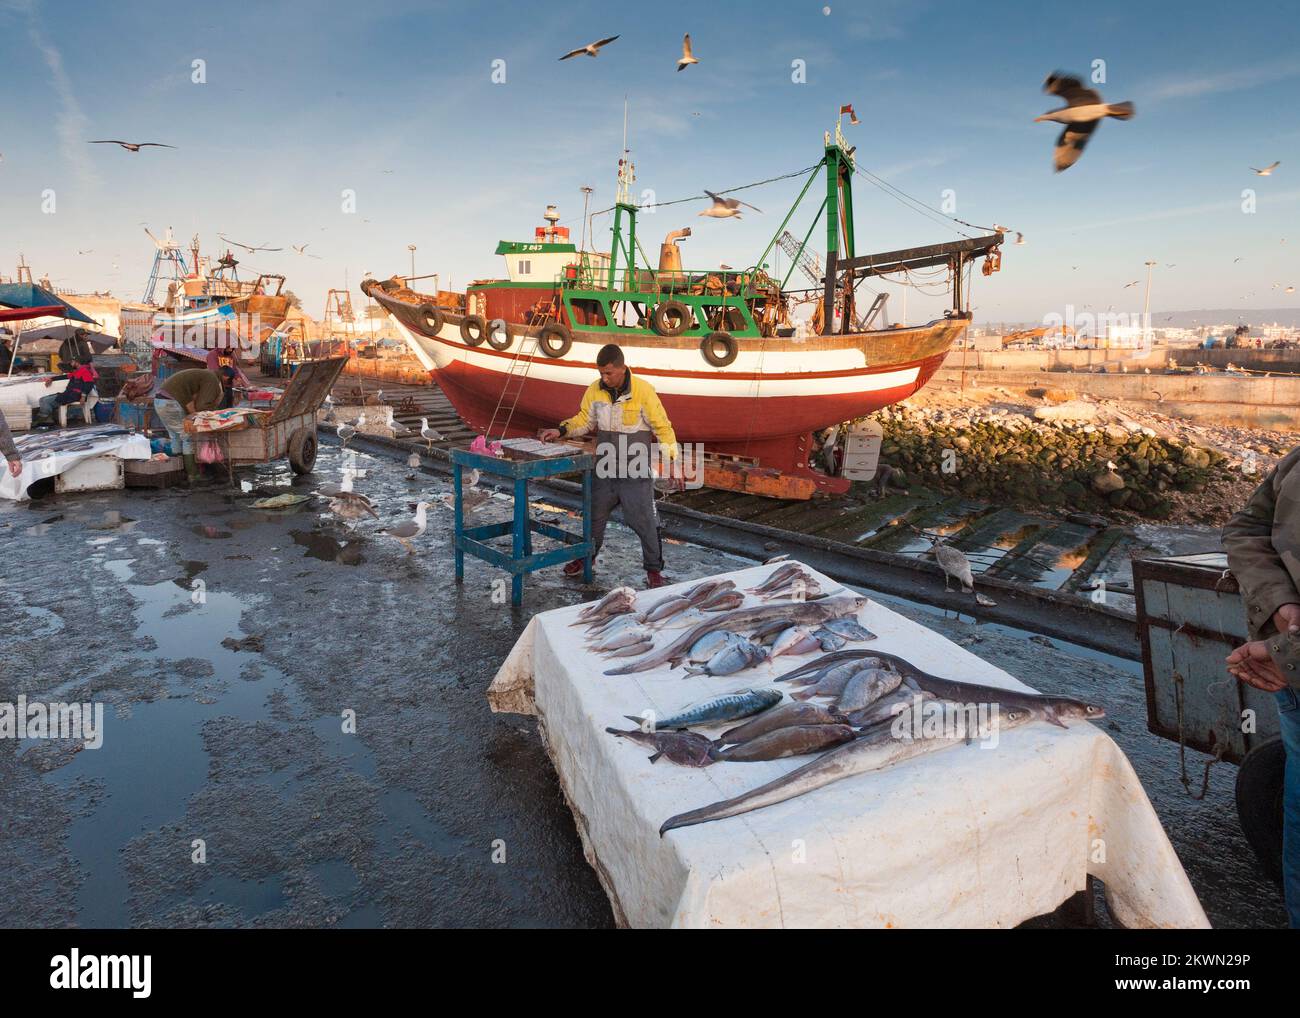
xmin=337 ymin=412 xmax=365 ymax=447
xmin=699 ymin=190 xmax=762 ymax=219
xmin=406 ymin=451 xmax=421 ymax=481
xmin=219 ymin=235 xmax=283 ymax=253
xmin=88 ymin=140 xmax=176 ymax=152
xmin=559 ymin=35 xmax=619 ymax=60
xmin=1123 ymin=280 xmax=1140 ymax=288
xmin=1251 ymin=161 xmax=1281 ymax=176
xmin=420 ymin=417 xmax=443 ymax=450
xmin=929 ymin=536 xmax=974 ymax=594
xmin=676 ymin=34 xmax=698 ymax=72
xmin=383 ymin=502 xmax=430 ymax=554
xmin=1288 ymin=286 xmax=1296 ymax=294
xmin=323 ymin=394 xmax=337 ymax=424
xmin=291 ymin=243 xmax=322 ymax=259
xmin=1034 ymin=72 xmax=1135 ymax=172
xmin=319 ymin=484 xmax=379 ymax=524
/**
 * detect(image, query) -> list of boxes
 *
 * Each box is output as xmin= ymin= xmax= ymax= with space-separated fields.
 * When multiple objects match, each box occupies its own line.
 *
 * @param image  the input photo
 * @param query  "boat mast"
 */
xmin=822 ymin=113 xmax=857 ymax=334
xmin=607 ymin=99 xmax=637 ymax=291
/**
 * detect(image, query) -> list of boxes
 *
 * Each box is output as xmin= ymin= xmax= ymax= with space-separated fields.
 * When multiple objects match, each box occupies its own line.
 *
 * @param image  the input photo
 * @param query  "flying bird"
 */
xmin=1123 ymin=280 xmax=1140 ymax=288
xmin=219 ymin=235 xmax=283 ymax=253
xmin=291 ymin=244 xmax=321 ymax=259
xmin=1034 ymin=72 xmax=1135 ymax=172
xmin=677 ymin=34 xmax=698 ymax=71
xmin=89 ymin=140 xmax=176 ymax=152
xmin=1288 ymin=286 xmax=1296 ymax=294
xmin=559 ymin=35 xmax=619 ymax=60
xmin=699 ymin=190 xmax=761 ymax=219
xmin=1251 ymin=161 xmax=1281 ymax=176
xmin=322 ymin=487 xmax=379 ymax=525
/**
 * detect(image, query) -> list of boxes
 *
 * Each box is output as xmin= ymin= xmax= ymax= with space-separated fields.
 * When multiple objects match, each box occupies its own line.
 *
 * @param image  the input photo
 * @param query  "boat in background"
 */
xmin=365 ymin=115 xmax=1006 ymax=498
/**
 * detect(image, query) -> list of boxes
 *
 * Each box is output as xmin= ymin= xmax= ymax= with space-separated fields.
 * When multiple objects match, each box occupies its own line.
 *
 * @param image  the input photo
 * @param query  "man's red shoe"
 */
xmin=645 ymin=570 xmax=668 ymax=588
xmin=563 ymin=560 xmax=585 ymax=577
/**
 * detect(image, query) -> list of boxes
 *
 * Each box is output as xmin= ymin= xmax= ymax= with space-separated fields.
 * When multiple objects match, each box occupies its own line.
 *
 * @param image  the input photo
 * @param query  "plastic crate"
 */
xmin=116 ymin=401 xmax=158 ymax=431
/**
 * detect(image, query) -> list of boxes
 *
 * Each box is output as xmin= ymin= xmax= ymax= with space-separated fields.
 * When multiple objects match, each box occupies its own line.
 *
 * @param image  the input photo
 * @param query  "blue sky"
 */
xmin=2 ymin=0 xmax=1297 ymax=323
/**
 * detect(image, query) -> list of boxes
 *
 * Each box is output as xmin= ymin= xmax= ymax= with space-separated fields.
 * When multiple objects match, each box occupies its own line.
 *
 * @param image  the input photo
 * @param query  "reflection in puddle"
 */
xmin=191 ymin=524 xmax=233 ymax=539
xmin=290 ymin=529 xmax=365 ymax=565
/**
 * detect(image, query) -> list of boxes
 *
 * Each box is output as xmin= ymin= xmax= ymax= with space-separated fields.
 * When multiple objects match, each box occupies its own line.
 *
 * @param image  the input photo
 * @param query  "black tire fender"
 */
xmin=460 ymin=314 xmax=487 ymax=346
xmin=486 ymin=318 xmax=512 ymax=351
xmin=537 ymin=322 xmax=573 ymax=358
xmin=417 ymin=303 xmax=444 ymax=335
xmin=1236 ymin=736 xmax=1286 ymax=884
xmin=700 ymin=331 xmax=738 ymax=367
xmin=651 ymin=299 xmax=692 ymax=338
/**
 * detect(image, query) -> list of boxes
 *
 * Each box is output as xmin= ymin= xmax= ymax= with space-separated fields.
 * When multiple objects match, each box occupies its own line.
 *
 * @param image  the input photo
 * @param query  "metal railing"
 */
xmin=560 ymin=259 xmax=774 ymax=299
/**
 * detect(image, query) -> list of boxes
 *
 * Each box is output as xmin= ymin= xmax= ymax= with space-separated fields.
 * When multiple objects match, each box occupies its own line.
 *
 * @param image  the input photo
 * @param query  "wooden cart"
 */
xmin=192 ymin=356 xmax=346 ymax=476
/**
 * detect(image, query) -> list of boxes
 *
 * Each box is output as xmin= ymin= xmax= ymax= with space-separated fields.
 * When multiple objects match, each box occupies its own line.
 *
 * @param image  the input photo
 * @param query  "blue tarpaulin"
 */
xmin=0 ymin=283 xmax=96 ymax=325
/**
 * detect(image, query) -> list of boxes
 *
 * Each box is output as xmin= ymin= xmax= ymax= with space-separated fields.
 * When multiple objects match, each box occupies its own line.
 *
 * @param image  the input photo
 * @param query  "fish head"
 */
xmin=1049 ymin=698 xmax=1106 ymax=725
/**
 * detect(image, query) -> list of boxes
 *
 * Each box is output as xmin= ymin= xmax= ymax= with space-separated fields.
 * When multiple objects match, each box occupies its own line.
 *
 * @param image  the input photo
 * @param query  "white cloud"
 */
xmin=1144 ymin=56 xmax=1300 ymax=102
xmin=19 ymin=0 xmax=100 ymax=192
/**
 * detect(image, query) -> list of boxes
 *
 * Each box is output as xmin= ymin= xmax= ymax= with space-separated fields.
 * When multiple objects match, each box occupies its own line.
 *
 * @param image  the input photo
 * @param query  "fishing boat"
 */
xmin=150 ymin=234 xmax=291 ymax=357
xmin=364 ymin=115 xmax=1006 ymax=498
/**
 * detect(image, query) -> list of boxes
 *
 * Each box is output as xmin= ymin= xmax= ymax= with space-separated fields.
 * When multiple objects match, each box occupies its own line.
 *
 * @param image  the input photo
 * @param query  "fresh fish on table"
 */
xmin=748 ymin=562 xmax=807 ymax=594
xmin=605 ymin=595 xmax=867 ymax=675
xmin=769 ymin=626 xmax=819 ymax=660
xmin=843 ymin=687 xmax=932 ymax=728
xmin=710 ymin=724 xmax=856 ymax=762
xmin=785 ymin=657 xmax=882 ymax=689
xmin=719 ymin=701 xmax=849 ymax=744
xmin=640 ymin=596 xmax=694 ymax=625
xmin=659 ymin=703 xmax=1042 ymax=834
xmin=761 ymin=578 xmax=825 ymax=601
xmin=629 ymin=687 xmax=783 ymax=730
xmin=591 ymin=625 xmax=654 ymax=653
xmin=819 ymin=618 xmax=877 ymax=642
xmin=655 ymin=607 xmax=707 ymax=631
xmin=573 ymin=586 xmax=637 ymax=626
xmin=586 ymin=612 xmax=642 ymax=639
xmin=698 ymin=589 xmax=745 ymax=612
xmin=605 ymin=638 xmax=655 ymax=658
xmin=813 ymin=628 xmax=846 ymax=652
xmin=836 ymin=667 xmax=903 ymax=713
xmin=685 ymin=578 xmax=736 ymax=603
xmin=684 ymin=638 xmax=767 ymax=677
xmin=605 ymin=727 xmax=716 ymax=767
xmin=687 ymin=630 xmax=746 ymax=664
xmin=750 ymin=618 xmax=795 ymax=645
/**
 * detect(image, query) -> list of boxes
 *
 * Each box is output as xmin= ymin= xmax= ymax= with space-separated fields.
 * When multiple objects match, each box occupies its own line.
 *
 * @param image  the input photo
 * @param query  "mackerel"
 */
xmin=629 ymin=687 xmax=783 ymax=730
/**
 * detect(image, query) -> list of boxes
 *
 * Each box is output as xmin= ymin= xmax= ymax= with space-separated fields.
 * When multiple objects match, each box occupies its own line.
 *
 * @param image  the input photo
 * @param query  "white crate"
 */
xmin=55 ymin=454 xmax=125 ymax=493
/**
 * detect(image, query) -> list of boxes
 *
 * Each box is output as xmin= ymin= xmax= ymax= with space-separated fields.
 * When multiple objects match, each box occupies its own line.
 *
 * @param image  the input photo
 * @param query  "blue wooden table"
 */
xmin=450 ymin=446 xmax=594 ymax=605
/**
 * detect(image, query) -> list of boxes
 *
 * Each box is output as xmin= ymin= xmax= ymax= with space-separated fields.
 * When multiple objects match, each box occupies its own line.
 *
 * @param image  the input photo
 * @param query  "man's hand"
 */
xmin=7 ymin=458 xmax=21 ymax=479
xmin=43 ymin=379 xmax=53 ymax=388
xmin=538 ymin=428 xmax=561 ymax=443
xmin=1226 ymin=640 xmax=1290 ymax=692
xmin=1273 ymin=603 xmax=1300 ymax=636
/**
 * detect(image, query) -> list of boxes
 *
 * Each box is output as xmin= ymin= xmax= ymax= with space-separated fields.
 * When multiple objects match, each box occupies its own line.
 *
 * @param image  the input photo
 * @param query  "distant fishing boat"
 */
xmin=365 ymin=113 xmax=1006 ymax=498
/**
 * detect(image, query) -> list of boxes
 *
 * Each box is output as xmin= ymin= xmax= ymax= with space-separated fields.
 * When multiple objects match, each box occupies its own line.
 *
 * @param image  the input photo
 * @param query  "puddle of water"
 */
xmin=290 ymin=529 xmax=365 ymax=565
xmin=191 ymin=525 xmax=234 ymax=540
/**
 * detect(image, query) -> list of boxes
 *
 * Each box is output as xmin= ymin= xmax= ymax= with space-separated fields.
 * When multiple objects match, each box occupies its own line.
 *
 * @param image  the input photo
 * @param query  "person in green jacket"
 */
xmin=154 ymin=368 xmax=227 ymax=483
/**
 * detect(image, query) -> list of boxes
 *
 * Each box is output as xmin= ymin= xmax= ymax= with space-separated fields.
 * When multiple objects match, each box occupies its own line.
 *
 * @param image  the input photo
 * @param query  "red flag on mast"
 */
xmin=839 ymin=104 xmax=860 ymax=126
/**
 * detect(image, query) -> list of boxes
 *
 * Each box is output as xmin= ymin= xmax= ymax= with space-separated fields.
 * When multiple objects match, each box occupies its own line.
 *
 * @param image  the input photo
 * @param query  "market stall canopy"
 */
xmin=14 ymin=322 xmax=117 ymax=352
xmin=0 ymin=305 xmax=66 ymax=323
xmin=0 ymin=282 xmax=97 ymax=325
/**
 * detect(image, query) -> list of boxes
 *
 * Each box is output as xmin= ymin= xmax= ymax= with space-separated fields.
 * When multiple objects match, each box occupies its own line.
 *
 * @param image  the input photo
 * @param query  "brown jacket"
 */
xmin=0 ymin=407 xmax=19 ymax=464
xmin=1222 ymin=446 xmax=1300 ymax=688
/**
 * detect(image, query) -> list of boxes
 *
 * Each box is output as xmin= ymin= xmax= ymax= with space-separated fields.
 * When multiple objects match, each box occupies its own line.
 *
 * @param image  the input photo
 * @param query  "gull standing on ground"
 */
xmin=929 ymin=535 xmax=974 ymax=594
xmin=383 ymin=502 xmax=430 ymax=555
xmin=406 ymin=450 xmax=421 ymax=481
xmin=1034 ymin=72 xmax=1135 ymax=172
xmin=699 ymin=190 xmax=762 ymax=219
xmin=677 ymin=34 xmax=698 ymax=71
xmin=1251 ymin=161 xmax=1281 ymax=176
xmin=559 ymin=35 xmax=619 ymax=60
xmin=337 ymin=412 xmax=364 ymax=447
xmin=420 ymin=417 xmax=443 ymax=450
xmin=319 ymin=482 xmax=379 ymax=525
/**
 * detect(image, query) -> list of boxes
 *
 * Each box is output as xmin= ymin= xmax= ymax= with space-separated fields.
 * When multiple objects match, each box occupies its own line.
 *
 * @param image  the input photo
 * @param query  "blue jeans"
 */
xmin=1279 ymin=686 xmax=1300 ymax=928
xmin=153 ymin=396 xmax=189 ymax=455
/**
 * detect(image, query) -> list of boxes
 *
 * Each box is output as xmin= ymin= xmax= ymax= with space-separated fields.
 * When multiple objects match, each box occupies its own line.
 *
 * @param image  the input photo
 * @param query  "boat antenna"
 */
xmin=579 ymin=186 xmax=594 ymax=252
xmin=616 ymin=96 xmax=634 ymax=206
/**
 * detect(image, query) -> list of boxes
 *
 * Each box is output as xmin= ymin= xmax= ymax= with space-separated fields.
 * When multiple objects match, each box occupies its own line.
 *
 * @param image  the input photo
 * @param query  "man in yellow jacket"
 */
xmin=541 ymin=344 xmax=678 ymax=588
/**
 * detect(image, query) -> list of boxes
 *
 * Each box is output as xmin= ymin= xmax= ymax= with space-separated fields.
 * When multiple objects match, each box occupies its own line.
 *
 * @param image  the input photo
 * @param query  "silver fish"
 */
xmin=749 ymin=563 xmax=807 ymax=594
xmin=710 ymin=724 xmax=856 ymax=762
xmin=750 ymin=618 xmax=796 ymax=645
xmin=814 ymin=628 xmax=847 ymax=652
xmin=687 ymin=630 xmax=745 ymax=664
xmin=587 ymin=613 xmax=642 ymax=640
xmin=660 ymin=703 xmax=1040 ymax=834
xmin=605 ymin=595 xmax=867 ymax=675
xmin=629 ymin=687 xmax=784 ymax=730
xmin=786 ymin=658 xmax=879 ymax=689
xmin=769 ymin=626 xmax=815 ymax=660
xmin=685 ymin=638 xmax=767 ymax=677
xmin=642 ymin=596 xmax=694 ymax=625
xmin=656 ymin=607 xmax=708 ymax=631
xmin=574 ymin=585 xmax=637 ymax=625
xmin=686 ymin=579 xmax=736 ymax=604
xmin=592 ymin=625 xmax=654 ymax=653
xmin=719 ymin=702 xmax=848 ymax=744
xmin=819 ymin=618 xmax=877 ymax=642
xmin=761 ymin=579 xmax=825 ymax=602
xmin=699 ymin=590 xmax=745 ymax=612
xmin=836 ymin=667 xmax=902 ymax=713
xmin=605 ymin=638 xmax=655 ymax=658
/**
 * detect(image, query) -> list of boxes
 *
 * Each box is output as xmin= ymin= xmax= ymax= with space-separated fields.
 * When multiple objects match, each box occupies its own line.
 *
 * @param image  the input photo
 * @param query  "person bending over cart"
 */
xmin=154 ymin=367 xmax=229 ymax=484
xmin=1223 ymin=446 xmax=1300 ymax=928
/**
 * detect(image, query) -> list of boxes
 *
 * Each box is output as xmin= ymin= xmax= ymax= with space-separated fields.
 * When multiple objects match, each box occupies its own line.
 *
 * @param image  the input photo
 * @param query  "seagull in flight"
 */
xmin=89 ymin=140 xmax=176 ymax=152
xmin=291 ymin=244 xmax=321 ymax=259
xmin=1251 ymin=161 xmax=1281 ymax=176
xmin=1122 ymin=280 xmax=1141 ymax=288
xmin=677 ymin=34 xmax=698 ymax=71
xmin=1034 ymin=72 xmax=1135 ymax=172
xmin=700 ymin=190 xmax=762 ymax=219
xmin=559 ymin=35 xmax=619 ymax=60
xmin=219 ymin=235 xmax=283 ymax=253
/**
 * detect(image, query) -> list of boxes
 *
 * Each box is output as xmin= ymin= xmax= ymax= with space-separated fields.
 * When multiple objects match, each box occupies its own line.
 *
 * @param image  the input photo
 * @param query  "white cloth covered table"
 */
xmin=488 ymin=562 xmax=1209 ymax=929
xmin=0 ymin=425 xmax=151 ymax=500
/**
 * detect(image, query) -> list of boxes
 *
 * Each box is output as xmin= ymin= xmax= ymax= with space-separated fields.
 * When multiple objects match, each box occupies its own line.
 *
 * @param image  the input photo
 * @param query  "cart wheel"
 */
xmin=1235 ymin=737 xmax=1285 ymax=885
xmin=288 ymin=428 xmax=318 ymax=474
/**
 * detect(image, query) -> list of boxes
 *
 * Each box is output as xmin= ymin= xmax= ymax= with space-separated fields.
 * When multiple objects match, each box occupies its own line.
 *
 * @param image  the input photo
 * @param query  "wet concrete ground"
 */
xmin=0 ymin=445 xmax=1287 ymax=928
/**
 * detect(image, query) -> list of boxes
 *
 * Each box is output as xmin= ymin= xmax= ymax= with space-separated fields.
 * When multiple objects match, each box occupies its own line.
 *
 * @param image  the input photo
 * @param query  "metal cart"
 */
xmin=192 ymin=356 xmax=346 ymax=477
